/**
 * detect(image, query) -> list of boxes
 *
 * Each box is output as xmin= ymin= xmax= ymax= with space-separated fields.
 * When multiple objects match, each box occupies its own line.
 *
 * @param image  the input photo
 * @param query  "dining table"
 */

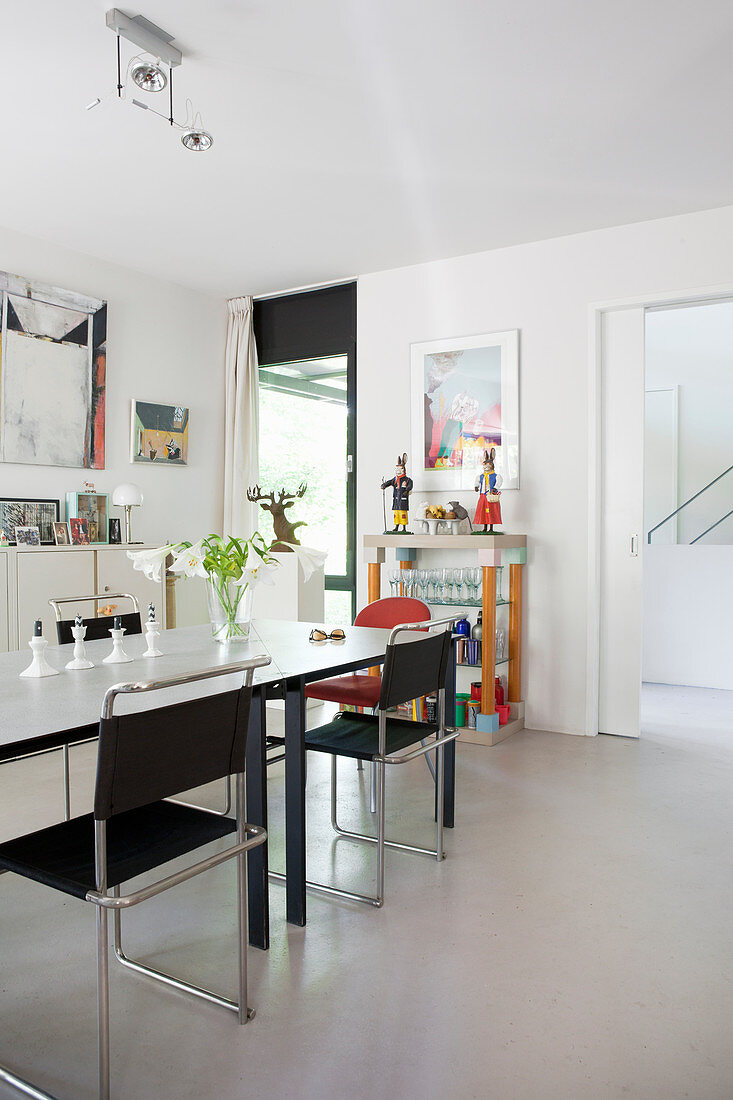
xmin=0 ymin=619 xmax=456 ymax=949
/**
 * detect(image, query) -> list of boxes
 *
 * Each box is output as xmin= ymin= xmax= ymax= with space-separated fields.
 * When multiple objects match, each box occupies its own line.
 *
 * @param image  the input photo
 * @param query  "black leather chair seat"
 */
xmin=304 ymin=710 xmax=438 ymax=762
xmin=0 ymin=801 xmax=235 ymax=900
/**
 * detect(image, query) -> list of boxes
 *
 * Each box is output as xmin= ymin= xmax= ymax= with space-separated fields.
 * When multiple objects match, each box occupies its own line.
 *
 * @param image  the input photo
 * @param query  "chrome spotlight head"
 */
xmin=131 ymin=61 xmax=167 ymax=93
xmin=181 ymin=129 xmax=213 ymax=152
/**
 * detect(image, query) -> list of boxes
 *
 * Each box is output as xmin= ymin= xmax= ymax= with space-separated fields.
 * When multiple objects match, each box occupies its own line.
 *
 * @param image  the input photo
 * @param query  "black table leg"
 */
xmin=443 ymin=638 xmax=457 ymax=828
xmin=284 ymin=676 xmax=307 ymax=926
xmin=245 ymin=686 xmax=269 ymax=949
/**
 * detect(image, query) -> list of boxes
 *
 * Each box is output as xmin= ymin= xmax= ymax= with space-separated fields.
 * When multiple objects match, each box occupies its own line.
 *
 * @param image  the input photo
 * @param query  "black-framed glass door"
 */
xmin=254 ymin=284 xmax=356 ymax=622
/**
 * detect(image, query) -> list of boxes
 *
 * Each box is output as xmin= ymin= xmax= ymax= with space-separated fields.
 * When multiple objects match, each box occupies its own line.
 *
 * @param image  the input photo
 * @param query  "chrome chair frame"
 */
xmin=0 ymin=658 xmax=269 ymax=1100
xmin=270 ymin=616 xmax=460 ymax=909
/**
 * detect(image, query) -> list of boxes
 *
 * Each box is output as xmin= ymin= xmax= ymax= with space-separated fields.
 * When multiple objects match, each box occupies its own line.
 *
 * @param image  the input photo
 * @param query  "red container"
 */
xmin=496 ymin=704 xmax=511 ymax=726
xmin=470 ymin=681 xmax=482 ymax=701
xmin=494 ymin=677 xmax=504 ymax=707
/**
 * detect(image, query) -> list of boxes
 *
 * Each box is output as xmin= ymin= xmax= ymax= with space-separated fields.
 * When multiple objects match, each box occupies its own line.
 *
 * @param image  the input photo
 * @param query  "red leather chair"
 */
xmin=305 ymin=596 xmax=431 ymax=709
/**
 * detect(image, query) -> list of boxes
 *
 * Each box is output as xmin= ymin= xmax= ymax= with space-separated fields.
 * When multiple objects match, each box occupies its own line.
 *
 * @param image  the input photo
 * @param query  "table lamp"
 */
xmin=112 ymin=483 xmax=143 ymax=544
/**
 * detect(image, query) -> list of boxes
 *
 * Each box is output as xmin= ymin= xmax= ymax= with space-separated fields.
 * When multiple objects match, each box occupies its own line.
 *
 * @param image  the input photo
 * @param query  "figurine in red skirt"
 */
xmin=473 ymin=447 xmax=503 ymax=534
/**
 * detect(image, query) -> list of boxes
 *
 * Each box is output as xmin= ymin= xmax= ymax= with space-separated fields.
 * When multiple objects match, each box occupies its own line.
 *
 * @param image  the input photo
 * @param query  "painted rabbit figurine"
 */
xmin=473 ymin=447 xmax=503 ymax=533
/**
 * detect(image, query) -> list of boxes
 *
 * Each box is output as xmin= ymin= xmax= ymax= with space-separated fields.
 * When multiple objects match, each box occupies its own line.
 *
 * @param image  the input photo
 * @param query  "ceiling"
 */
xmin=3 ymin=1 xmax=733 ymax=297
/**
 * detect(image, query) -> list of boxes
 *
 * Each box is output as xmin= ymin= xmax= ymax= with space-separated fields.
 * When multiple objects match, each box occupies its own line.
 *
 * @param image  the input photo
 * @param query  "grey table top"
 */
xmin=0 ymin=620 xmax=391 ymax=755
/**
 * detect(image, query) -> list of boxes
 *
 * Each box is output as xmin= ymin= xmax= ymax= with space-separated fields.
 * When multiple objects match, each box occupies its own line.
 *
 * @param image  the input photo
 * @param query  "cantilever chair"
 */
xmin=0 ymin=657 xmax=270 ymax=1100
xmin=279 ymin=616 xmax=460 ymax=908
xmin=49 ymin=592 xmax=143 ymax=645
xmin=47 ymin=593 xmax=145 ymax=821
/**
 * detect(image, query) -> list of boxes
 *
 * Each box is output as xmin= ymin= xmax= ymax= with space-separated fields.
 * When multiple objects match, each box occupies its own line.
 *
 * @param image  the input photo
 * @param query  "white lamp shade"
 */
xmin=112 ymin=483 xmax=143 ymax=507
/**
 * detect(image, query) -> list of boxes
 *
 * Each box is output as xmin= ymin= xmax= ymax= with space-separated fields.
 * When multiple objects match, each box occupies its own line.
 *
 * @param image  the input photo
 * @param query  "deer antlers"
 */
xmin=246 ymin=483 xmax=308 ymax=509
xmin=246 ymin=485 xmax=275 ymax=506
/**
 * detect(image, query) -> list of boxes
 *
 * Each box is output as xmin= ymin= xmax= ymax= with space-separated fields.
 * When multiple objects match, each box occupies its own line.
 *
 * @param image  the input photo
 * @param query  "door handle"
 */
xmin=346 ymin=455 xmax=353 ymax=474
xmin=630 ymin=534 xmax=639 ymax=557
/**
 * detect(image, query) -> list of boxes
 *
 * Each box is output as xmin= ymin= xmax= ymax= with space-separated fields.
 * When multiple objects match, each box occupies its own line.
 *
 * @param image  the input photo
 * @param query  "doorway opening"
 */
xmin=258 ymin=354 xmax=354 ymax=622
xmin=641 ymin=299 xmax=733 ymax=746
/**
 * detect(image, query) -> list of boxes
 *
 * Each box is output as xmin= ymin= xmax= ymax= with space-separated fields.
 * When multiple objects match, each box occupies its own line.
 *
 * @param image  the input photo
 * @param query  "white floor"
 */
xmin=0 ymin=693 xmax=731 ymax=1099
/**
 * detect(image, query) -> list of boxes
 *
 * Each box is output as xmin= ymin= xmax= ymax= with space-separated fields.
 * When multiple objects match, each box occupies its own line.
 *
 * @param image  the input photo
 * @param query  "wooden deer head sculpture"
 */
xmin=246 ymin=482 xmax=308 ymax=549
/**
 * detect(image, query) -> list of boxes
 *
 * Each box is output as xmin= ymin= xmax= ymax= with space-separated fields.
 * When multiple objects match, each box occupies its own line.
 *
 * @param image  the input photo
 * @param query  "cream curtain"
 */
xmin=223 ymin=296 xmax=260 ymax=538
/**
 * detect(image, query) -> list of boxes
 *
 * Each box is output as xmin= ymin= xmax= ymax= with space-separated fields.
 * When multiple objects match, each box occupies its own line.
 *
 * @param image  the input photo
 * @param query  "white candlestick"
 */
xmin=20 ymin=636 xmax=60 ymax=678
xmin=103 ymin=627 xmax=133 ymax=664
xmin=66 ymin=624 xmax=94 ymax=670
xmin=143 ymin=619 xmax=163 ymax=658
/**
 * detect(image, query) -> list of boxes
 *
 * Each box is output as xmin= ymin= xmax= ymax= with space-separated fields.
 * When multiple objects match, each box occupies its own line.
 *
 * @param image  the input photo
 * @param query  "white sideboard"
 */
xmin=0 ymin=544 xmax=166 ymax=652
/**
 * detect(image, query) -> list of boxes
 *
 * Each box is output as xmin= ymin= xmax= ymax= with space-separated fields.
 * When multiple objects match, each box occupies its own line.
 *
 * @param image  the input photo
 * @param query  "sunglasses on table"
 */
xmin=309 ymin=628 xmax=346 ymax=642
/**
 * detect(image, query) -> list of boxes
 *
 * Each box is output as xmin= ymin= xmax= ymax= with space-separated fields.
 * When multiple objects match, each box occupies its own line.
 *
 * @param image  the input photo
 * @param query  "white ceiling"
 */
xmin=4 ymin=1 xmax=733 ymax=297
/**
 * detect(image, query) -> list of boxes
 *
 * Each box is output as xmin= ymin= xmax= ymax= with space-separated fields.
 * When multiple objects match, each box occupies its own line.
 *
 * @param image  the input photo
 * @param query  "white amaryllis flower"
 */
xmin=170 ymin=542 xmax=208 ymax=579
xmin=126 ymin=543 xmax=179 ymax=583
xmin=279 ymin=544 xmax=328 ymax=582
xmin=242 ymin=559 xmax=279 ymax=587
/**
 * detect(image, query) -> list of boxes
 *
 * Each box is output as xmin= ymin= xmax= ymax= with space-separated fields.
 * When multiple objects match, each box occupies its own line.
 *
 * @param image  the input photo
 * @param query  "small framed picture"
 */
xmin=69 ymin=517 xmax=90 ymax=546
xmin=14 ymin=526 xmax=41 ymax=546
xmin=53 ymin=521 xmax=70 ymax=546
xmin=108 ymin=517 xmax=122 ymax=544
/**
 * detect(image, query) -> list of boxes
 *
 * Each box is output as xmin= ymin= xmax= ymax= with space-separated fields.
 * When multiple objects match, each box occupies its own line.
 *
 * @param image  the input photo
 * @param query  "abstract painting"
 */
xmin=0 ymin=498 xmax=59 ymax=544
xmin=410 ymin=330 xmax=519 ymax=491
xmin=0 ymin=271 xmax=106 ymax=468
xmin=131 ymin=400 xmax=189 ymax=465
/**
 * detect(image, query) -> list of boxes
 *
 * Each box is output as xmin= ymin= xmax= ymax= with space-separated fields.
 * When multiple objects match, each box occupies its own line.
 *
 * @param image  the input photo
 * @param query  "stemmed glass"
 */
xmin=442 ymin=568 xmax=454 ymax=604
xmin=454 ymin=567 xmax=466 ymax=604
xmin=496 ymin=566 xmax=504 ymax=603
xmin=418 ymin=569 xmax=429 ymax=602
xmin=469 ymin=566 xmax=482 ymax=604
xmin=389 ymin=568 xmax=400 ymax=597
xmin=433 ymin=569 xmax=444 ymax=604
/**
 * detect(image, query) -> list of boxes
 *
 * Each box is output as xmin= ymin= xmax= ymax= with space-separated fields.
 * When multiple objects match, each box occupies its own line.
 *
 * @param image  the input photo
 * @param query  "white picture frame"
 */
xmin=410 ymin=329 xmax=519 ymax=491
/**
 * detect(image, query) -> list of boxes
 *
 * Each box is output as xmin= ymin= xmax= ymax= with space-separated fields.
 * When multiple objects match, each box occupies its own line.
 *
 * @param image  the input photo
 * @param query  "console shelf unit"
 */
xmin=363 ymin=532 xmax=527 ymax=745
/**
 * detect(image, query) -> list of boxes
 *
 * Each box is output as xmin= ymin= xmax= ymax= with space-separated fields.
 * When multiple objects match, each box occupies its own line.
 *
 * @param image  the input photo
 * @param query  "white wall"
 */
xmin=357 ymin=204 xmax=733 ymax=735
xmin=643 ymin=546 xmax=733 ymax=689
xmin=0 ymin=224 xmax=226 ymax=549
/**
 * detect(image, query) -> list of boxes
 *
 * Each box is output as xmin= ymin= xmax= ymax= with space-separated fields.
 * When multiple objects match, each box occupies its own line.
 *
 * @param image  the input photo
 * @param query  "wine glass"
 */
xmin=388 ymin=568 xmax=400 ymax=597
xmin=454 ymin=567 xmax=466 ymax=604
xmin=442 ymin=568 xmax=454 ymax=604
xmin=470 ymin=566 xmax=482 ymax=603
xmin=496 ymin=566 xmax=504 ymax=603
xmin=418 ymin=569 xmax=429 ymax=601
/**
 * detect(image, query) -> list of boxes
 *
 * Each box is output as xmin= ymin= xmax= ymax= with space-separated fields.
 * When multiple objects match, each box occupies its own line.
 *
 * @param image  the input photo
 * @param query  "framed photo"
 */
xmin=0 ymin=498 xmax=59 ymax=544
xmin=410 ymin=330 xmax=519 ymax=491
xmin=66 ymin=491 xmax=109 ymax=544
xmin=108 ymin=518 xmax=122 ymax=544
xmin=14 ymin=526 xmax=40 ymax=546
xmin=69 ymin=517 xmax=90 ymax=546
xmin=53 ymin=521 xmax=70 ymax=546
xmin=131 ymin=400 xmax=189 ymax=464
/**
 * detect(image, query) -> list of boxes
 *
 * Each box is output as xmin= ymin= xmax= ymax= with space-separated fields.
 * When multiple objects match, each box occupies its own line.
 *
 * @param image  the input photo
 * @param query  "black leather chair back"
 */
xmin=94 ymin=686 xmax=252 ymax=820
xmin=379 ymin=629 xmax=451 ymax=711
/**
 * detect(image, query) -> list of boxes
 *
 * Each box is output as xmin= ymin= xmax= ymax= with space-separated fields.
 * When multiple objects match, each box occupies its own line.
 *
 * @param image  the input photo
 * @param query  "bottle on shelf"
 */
xmin=495 ymin=676 xmax=504 ymax=707
xmin=471 ymin=611 xmax=483 ymax=641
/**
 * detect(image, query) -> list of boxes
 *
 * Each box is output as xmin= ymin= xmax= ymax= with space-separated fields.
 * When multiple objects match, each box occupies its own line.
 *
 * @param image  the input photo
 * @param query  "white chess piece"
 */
xmin=103 ymin=625 xmax=133 ymax=664
xmin=143 ymin=618 xmax=163 ymax=658
xmin=66 ymin=623 xmax=94 ymax=670
xmin=20 ymin=621 xmax=59 ymax=678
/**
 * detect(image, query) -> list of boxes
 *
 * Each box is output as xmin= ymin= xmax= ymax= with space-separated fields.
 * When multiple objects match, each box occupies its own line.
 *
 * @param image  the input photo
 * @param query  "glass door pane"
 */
xmin=258 ymin=355 xmax=354 ymax=615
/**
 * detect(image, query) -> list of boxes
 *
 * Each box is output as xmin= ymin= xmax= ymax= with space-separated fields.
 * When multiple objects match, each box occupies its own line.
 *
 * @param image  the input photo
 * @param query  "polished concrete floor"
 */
xmin=0 ymin=688 xmax=731 ymax=1099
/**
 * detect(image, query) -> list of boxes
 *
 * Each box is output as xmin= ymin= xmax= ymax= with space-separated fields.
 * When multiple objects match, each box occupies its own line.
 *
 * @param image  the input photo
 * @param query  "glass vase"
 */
xmin=206 ymin=577 xmax=254 ymax=643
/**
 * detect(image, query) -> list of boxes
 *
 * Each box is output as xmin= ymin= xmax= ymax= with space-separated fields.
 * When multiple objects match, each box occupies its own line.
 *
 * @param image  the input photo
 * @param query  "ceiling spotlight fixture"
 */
xmin=99 ymin=10 xmax=214 ymax=151
xmin=131 ymin=60 xmax=167 ymax=93
xmin=181 ymin=129 xmax=213 ymax=152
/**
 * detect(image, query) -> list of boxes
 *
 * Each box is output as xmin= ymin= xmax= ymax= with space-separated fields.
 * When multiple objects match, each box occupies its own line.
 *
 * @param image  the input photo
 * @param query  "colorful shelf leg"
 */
xmin=477 ymin=564 xmax=499 ymax=733
xmin=508 ymin=562 xmax=523 ymax=703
